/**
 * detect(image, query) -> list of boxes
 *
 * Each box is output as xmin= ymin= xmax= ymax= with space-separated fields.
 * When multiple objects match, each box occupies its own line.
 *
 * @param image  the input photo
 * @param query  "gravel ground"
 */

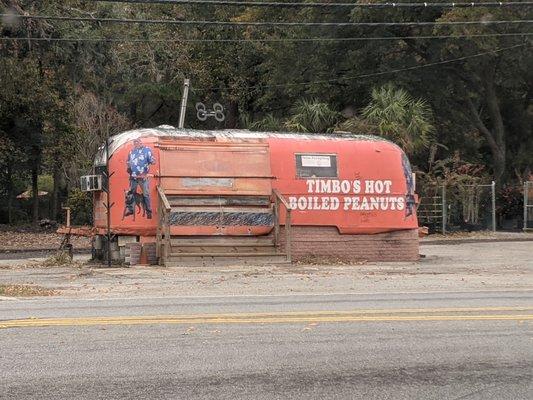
xmin=0 ymin=241 xmax=531 ymax=299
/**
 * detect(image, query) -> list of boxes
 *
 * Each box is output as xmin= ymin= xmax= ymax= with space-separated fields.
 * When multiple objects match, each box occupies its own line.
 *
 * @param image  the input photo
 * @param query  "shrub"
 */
xmin=66 ymin=188 xmax=93 ymax=225
xmin=496 ymin=186 xmax=523 ymax=221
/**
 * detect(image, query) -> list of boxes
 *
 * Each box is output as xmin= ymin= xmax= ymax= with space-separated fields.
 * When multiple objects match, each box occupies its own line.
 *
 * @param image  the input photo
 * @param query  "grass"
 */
xmin=0 ymin=284 xmax=57 ymax=297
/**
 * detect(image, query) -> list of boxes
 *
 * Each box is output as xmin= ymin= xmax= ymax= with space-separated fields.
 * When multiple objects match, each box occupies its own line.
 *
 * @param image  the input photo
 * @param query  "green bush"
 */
xmin=66 ymin=189 xmax=93 ymax=226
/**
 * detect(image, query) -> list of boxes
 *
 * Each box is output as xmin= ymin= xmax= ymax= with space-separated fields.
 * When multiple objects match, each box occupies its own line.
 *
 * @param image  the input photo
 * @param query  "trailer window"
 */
xmin=295 ymin=154 xmax=338 ymax=178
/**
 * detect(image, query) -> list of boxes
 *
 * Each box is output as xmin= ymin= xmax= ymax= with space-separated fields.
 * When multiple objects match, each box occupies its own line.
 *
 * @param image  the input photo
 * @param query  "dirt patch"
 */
xmin=0 ymin=284 xmax=57 ymax=297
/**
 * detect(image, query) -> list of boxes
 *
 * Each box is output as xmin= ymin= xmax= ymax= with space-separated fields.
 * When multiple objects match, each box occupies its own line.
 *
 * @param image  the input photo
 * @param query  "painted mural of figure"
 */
xmin=124 ymin=138 xmax=156 ymax=219
xmin=401 ymin=153 xmax=416 ymax=218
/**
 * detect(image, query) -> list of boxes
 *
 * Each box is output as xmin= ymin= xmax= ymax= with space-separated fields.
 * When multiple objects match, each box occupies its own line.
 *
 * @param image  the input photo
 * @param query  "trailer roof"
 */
xmin=95 ymin=125 xmax=393 ymax=166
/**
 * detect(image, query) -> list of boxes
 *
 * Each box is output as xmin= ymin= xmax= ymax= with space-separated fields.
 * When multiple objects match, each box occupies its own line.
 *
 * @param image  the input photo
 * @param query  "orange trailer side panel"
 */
xmin=268 ymin=137 xmax=417 ymax=234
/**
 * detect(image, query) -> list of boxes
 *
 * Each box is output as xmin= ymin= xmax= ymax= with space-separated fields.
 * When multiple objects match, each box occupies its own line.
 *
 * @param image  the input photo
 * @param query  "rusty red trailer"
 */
xmin=80 ymin=126 xmax=419 ymax=264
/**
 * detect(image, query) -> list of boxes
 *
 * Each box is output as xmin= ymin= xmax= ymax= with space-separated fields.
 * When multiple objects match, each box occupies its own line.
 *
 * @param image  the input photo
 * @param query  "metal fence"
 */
xmin=417 ymin=184 xmax=445 ymax=234
xmin=525 ymin=181 xmax=533 ymax=231
xmin=417 ymin=182 xmax=496 ymax=234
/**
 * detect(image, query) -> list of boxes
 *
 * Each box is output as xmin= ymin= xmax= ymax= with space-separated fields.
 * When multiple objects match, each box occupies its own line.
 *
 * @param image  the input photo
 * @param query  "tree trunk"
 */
xmin=51 ymin=163 xmax=61 ymax=221
xmin=465 ymin=93 xmax=506 ymax=182
xmin=31 ymin=157 xmax=39 ymax=225
xmin=31 ymin=141 xmax=42 ymax=225
xmin=483 ymin=71 xmax=506 ymax=182
xmin=459 ymin=65 xmax=507 ymax=182
xmin=226 ymin=100 xmax=239 ymax=129
xmin=6 ymin=163 xmax=13 ymax=224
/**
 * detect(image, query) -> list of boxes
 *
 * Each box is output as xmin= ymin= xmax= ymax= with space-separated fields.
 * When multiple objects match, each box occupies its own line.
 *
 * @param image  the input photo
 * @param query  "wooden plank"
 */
xmin=167 ymin=196 xmax=270 ymax=207
xmin=165 ymin=255 xmax=289 ymax=267
xmin=285 ymin=210 xmax=292 ymax=262
xmin=170 ymin=206 xmax=272 ymax=214
xmin=170 ymin=237 xmax=275 ymax=246
xmin=272 ymin=189 xmax=291 ymax=210
xmin=172 ymin=246 xmax=277 ymax=254
xmin=157 ymin=186 xmax=171 ymax=212
xmin=159 ymin=142 xmax=271 ymax=178
xmin=169 ymin=252 xmax=284 ymax=257
xmin=164 ymin=188 xmax=271 ymax=196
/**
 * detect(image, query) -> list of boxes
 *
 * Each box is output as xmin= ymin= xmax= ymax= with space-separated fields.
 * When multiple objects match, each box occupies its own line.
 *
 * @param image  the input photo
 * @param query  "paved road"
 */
xmin=1 ymin=290 xmax=532 ymax=399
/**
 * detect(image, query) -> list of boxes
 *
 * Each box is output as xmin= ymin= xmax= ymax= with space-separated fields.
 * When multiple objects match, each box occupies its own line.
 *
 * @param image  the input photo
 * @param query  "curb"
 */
xmin=421 ymin=238 xmax=533 ymax=246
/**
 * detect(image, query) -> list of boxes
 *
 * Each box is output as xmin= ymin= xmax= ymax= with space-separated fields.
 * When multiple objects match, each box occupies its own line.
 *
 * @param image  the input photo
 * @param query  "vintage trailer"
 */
xmin=80 ymin=125 xmax=419 ymax=265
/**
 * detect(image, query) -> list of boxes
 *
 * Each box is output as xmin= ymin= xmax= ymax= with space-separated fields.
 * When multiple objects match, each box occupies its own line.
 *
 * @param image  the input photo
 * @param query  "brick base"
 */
xmin=279 ymin=226 xmax=419 ymax=262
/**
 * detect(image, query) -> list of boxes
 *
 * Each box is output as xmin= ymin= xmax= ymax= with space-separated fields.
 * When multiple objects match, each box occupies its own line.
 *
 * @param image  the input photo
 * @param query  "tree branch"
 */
xmin=466 ymin=97 xmax=499 ymax=153
xmin=482 ymin=67 xmax=505 ymax=148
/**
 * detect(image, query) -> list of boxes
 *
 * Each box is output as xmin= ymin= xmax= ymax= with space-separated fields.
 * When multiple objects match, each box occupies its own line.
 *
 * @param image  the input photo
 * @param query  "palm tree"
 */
xmin=251 ymin=114 xmax=283 ymax=132
xmin=359 ymin=83 xmax=435 ymax=154
xmin=285 ymin=99 xmax=340 ymax=133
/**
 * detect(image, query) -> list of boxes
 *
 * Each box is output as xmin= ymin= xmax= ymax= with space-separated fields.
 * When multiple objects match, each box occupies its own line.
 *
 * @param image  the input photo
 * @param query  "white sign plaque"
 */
xmin=301 ymin=155 xmax=332 ymax=168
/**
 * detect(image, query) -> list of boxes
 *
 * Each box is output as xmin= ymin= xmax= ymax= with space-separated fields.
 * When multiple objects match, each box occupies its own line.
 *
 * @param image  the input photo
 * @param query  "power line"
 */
xmin=3 ymin=14 xmax=533 ymax=28
xmin=192 ymin=42 xmax=530 ymax=92
xmin=1 ymin=32 xmax=531 ymax=43
xmin=95 ymin=0 xmax=533 ymax=9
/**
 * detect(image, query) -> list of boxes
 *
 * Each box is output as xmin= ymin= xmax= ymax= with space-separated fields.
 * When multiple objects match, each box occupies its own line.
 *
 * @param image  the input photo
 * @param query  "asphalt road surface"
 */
xmin=1 ymin=290 xmax=532 ymax=399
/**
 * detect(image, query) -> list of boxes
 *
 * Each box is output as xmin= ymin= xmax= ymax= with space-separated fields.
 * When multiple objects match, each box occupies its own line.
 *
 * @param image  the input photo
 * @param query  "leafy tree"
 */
xmin=0 ymin=0 xmax=531 ymax=226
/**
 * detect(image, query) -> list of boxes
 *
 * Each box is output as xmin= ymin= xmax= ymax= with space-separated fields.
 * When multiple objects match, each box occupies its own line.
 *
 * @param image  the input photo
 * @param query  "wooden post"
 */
xmin=156 ymin=201 xmax=161 ymax=259
xmin=524 ymin=181 xmax=531 ymax=232
xmin=285 ymin=210 xmax=292 ymax=263
xmin=274 ymin=196 xmax=280 ymax=247
xmin=441 ymin=184 xmax=446 ymax=235
xmin=62 ymin=206 xmax=71 ymax=228
xmin=178 ymin=78 xmax=190 ymax=129
xmin=165 ymin=213 xmax=171 ymax=263
xmin=156 ymin=185 xmax=172 ymax=265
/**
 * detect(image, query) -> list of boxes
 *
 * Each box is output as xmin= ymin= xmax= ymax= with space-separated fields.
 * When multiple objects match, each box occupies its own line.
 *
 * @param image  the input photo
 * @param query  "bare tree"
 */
xmin=64 ymin=92 xmax=132 ymax=187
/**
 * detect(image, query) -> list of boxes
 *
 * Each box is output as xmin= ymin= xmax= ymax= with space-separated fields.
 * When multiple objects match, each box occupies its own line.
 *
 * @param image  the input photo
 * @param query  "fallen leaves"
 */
xmin=0 ymin=284 xmax=57 ymax=297
xmin=0 ymin=225 xmax=91 ymax=251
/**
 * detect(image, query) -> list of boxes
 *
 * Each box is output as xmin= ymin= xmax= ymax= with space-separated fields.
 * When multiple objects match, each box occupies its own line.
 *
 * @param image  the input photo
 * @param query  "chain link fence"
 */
xmin=418 ymin=181 xmax=497 ymax=234
xmin=525 ymin=181 xmax=533 ymax=231
xmin=417 ymin=183 xmax=445 ymax=234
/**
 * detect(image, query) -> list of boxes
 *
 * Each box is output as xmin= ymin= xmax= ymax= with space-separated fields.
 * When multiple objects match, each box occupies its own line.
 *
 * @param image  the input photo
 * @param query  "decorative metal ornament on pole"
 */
xmin=179 ymin=78 xmax=190 ymax=129
xmin=103 ymin=133 xmax=115 ymax=267
xmin=196 ymin=102 xmax=225 ymax=122
xmin=105 ymin=134 xmax=111 ymax=267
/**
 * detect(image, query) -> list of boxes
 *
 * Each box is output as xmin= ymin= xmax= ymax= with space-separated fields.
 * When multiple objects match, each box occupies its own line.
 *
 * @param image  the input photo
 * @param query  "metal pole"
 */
xmin=525 ymin=181 xmax=528 ymax=231
xmin=441 ymin=184 xmax=446 ymax=235
xmin=178 ymin=78 xmax=190 ymax=129
xmin=105 ymin=134 xmax=112 ymax=267
xmin=491 ymin=181 xmax=496 ymax=233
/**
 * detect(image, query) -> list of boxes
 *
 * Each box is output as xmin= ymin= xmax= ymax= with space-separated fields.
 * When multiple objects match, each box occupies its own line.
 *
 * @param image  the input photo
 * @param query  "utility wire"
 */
xmin=95 ymin=0 xmax=533 ymax=9
xmin=192 ymin=42 xmax=530 ymax=92
xmin=1 ymin=32 xmax=531 ymax=43
xmin=11 ymin=14 xmax=533 ymax=28
xmin=2 ymin=14 xmax=533 ymax=28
